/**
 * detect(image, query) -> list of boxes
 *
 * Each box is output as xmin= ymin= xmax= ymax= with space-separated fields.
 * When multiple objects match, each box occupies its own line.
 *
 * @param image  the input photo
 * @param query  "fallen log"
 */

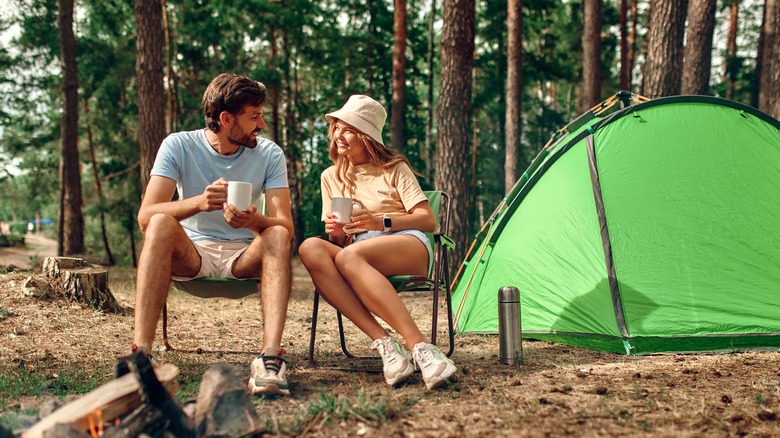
xmin=42 ymin=257 xmax=120 ymax=313
xmin=21 ymin=363 xmax=179 ymax=438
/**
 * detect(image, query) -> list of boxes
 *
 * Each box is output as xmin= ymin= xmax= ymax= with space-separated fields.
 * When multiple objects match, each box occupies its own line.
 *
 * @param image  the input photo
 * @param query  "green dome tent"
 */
xmin=452 ymin=94 xmax=780 ymax=355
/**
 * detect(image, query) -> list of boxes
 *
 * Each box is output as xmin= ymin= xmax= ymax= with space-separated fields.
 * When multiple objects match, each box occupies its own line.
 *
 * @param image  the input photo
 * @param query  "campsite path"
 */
xmin=0 ymin=233 xmax=57 ymax=269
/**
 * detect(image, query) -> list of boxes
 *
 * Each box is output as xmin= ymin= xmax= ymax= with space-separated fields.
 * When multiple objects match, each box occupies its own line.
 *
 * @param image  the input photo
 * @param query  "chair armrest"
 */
xmin=434 ymin=232 xmax=456 ymax=250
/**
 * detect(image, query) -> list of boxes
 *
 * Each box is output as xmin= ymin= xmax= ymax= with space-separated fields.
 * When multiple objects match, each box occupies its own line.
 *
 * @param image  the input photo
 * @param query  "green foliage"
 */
xmin=0 ymin=0 xmax=767 ymax=260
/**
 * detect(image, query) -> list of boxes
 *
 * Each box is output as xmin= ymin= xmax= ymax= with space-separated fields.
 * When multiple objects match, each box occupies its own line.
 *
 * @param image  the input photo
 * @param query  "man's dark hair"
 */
xmin=203 ymin=73 xmax=267 ymax=133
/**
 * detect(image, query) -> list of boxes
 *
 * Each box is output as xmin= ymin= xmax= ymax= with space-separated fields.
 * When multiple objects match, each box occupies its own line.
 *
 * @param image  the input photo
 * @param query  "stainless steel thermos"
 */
xmin=498 ymin=286 xmax=522 ymax=364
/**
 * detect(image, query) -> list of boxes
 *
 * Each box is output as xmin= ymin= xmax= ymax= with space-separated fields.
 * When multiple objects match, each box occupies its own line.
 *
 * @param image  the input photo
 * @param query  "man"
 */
xmin=133 ymin=73 xmax=293 ymax=396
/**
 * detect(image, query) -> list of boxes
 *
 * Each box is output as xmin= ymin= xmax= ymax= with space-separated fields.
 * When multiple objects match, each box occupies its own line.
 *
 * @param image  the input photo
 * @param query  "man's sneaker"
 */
xmin=412 ymin=343 xmax=457 ymax=390
xmin=371 ymin=336 xmax=415 ymax=386
xmin=248 ymin=351 xmax=290 ymax=396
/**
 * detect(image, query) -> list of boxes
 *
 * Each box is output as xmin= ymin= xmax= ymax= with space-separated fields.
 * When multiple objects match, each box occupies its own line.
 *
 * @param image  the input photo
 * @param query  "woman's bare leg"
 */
xmin=299 ymin=237 xmax=386 ymax=340
xmin=335 ymin=235 xmax=429 ymax=347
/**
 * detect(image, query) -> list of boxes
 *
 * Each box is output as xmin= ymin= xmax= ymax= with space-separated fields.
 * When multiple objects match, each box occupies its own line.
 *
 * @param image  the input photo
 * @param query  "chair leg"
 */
xmin=309 ymin=290 xmax=321 ymax=367
xmin=162 ymin=303 xmax=174 ymax=352
xmin=443 ymin=253 xmax=455 ymax=357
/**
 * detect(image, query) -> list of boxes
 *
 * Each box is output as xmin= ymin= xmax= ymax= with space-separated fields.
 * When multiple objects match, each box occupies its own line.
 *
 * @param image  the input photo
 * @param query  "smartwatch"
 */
xmin=382 ymin=215 xmax=392 ymax=232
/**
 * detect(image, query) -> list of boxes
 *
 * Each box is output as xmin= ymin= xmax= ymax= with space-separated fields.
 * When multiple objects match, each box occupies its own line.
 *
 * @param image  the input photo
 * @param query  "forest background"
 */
xmin=0 ymin=0 xmax=779 ymax=272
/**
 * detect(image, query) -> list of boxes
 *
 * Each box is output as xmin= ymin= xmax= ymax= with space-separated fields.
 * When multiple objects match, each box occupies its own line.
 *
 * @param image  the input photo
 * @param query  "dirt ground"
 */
xmin=1 ymin=242 xmax=779 ymax=436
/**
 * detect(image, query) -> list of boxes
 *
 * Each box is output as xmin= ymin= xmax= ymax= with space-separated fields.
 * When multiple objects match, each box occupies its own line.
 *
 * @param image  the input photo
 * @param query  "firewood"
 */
xmin=21 ymin=364 xmax=179 ymax=438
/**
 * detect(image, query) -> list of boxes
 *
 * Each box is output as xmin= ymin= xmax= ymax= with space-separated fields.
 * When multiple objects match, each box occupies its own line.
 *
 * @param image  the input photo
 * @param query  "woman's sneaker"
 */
xmin=412 ymin=343 xmax=457 ymax=390
xmin=371 ymin=336 xmax=415 ymax=386
xmin=248 ymin=350 xmax=290 ymax=396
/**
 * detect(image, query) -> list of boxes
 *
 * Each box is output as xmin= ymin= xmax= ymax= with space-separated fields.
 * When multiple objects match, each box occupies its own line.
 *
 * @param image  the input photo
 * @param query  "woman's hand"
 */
xmin=350 ymin=207 xmax=383 ymax=231
xmin=325 ymin=213 xmax=347 ymax=237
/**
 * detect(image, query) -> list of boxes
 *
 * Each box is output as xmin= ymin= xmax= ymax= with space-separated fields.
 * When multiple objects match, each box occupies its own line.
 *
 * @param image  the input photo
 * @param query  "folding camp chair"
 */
xmin=161 ymin=278 xmax=259 ymax=352
xmin=161 ymin=194 xmax=266 ymax=353
xmin=308 ymin=190 xmax=456 ymax=367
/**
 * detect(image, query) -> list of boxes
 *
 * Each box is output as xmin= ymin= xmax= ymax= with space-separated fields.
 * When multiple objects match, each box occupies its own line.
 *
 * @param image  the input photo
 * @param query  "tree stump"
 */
xmin=42 ymin=257 xmax=121 ymax=313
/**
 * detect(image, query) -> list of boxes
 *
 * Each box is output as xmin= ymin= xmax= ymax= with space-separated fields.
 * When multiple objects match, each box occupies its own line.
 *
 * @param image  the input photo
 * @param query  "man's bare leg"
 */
xmin=232 ymin=225 xmax=292 ymax=355
xmin=133 ymin=214 xmax=201 ymax=353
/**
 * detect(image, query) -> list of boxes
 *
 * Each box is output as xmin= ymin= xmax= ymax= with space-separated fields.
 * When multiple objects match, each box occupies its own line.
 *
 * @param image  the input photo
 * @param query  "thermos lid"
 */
xmin=498 ymin=286 xmax=519 ymax=303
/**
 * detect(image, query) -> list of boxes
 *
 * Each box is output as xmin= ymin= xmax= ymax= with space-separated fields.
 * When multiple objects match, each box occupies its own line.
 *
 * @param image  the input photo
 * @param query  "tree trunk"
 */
xmin=435 ymin=0 xmax=475 ymax=274
xmin=753 ymin=0 xmax=767 ymax=108
xmin=758 ymin=0 xmax=780 ymax=118
xmin=642 ymin=0 xmax=688 ymax=97
xmin=681 ymin=0 xmax=716 ymax=95
xmin=282 ymin=32 xmax=305 ymax=253
xmin=505 ymin=0 xmax=522 ymax=193
xmin=58 ymin=0 xmax=84 ymax=256
xmin=83 ymin=99 xmax=116 ymax=265
xmin=42 ymin=257 xmax=120 ymax=313
xmin=392 ymin=0 xmax=407 ymax=152
xmin=620 ymin=0 xmax=630 ymax=90
xmin=134 ymin=0 xmax=166 ymax=196
xmin=724 ymin=0 xmax=739 ymax=100
xmin=161 ymin=0 xmax=177 ymax=133
xmin=423 ymin=0 xmax=437 ymax=185
xmin=628 ymin=0 xmax=638 ymax=88
xmin=582 ymin=0 xmax=602 ymax=111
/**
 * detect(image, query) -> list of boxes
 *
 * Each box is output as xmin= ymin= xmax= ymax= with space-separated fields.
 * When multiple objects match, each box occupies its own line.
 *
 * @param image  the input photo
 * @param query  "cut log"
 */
xmin=42 ymin=257 xmax=120 ymax=313
xmin=21 ymin=364 xmax=179 ymax=438
xmin=195 ymin=364 xmax=264 ymax=437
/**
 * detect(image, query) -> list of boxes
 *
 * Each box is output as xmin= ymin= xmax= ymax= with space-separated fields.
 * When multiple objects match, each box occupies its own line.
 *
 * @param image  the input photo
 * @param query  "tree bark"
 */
xmin=582 ymin=0 xmax=602 ymax=110
xmin=134 ymin=0 xmax=166 ymax=196
xmin=505 ymin=0 xmax=522 ymax=193
xmin=392 ymin=0 xmax=407 ymax=152
xmin=83 ymin=99 xmax=115 ymax=265
xmin=758 ymin=0 xmax=779 ymax=118
xmin=642 ymin=0 xmax=688 ymax=97
xmin=724 ymin=0 xmax=739 ymax=99
xmin=620 ymin=0 xmax=630 ymax=90
xmin=42 ymin=257 xmax=120 ymax=313
xmin=628 ymin=0 xmax=638 ymax=88
xmin=58 ymin=0 xmax=85 ymax=256
xmin=681 ymin=0 xmax=716 ymax=95
xmin=435 ymin=0 xmax=475 ymax=274
xmin=423 ymin=0 xmax=437 ymax=185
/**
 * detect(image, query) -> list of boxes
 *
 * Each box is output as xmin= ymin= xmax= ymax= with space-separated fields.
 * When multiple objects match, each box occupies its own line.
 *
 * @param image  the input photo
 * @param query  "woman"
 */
xmin=299 ymin=95 xmax=457 ymax=390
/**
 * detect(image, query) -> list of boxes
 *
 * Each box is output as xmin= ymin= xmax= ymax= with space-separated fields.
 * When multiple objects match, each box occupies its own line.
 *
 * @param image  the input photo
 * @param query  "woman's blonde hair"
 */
xmin=327 ymin=119 xmax=415 ymax=187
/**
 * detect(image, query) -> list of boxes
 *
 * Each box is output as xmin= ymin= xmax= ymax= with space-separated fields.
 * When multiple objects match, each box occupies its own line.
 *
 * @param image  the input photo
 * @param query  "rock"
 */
xmin=39 ymin=395 xmax=82 ymax=418
xmin=42 ymin=423 xmax=89 ymax=437
xmin=195 ymin=364 xmax=264 ymax=437
xmin=22 ymin=276 xmax=51 ymax=299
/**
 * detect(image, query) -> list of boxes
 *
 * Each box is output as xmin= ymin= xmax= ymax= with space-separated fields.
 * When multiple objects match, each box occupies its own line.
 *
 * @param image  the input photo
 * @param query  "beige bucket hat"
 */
xmin=326 ymin=95 xmax=387 ymax=146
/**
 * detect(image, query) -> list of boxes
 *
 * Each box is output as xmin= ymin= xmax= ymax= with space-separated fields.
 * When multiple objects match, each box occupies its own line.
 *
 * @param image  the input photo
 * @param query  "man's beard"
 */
xmin=228 ymin=125 xmax=259 ymax=149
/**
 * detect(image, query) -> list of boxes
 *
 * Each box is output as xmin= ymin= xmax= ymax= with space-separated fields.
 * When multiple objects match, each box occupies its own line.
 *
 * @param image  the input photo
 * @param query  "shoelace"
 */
xmin=415 ymin=346 xmax=435 ymax=367
xmin=372 ymin=338 xmax=397 ymax=362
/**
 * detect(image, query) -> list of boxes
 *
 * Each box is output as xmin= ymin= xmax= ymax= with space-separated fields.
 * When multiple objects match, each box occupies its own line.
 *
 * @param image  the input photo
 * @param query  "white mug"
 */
xmin=227 ymin=181 xmax=253 ymax=211
xmin=331 ymin=197 xmax=362 ymax=223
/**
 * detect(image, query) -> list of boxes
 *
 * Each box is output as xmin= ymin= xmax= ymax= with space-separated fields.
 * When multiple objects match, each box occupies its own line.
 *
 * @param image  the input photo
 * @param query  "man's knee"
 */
xmin=146 ymin=214 xmax=181 ymax=236
xmin=260 ymin=225 xmax=292 ymax=253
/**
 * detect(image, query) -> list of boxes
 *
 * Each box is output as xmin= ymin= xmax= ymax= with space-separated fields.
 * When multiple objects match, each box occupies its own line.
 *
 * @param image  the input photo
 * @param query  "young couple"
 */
xmin=133 ymin=73 xmax=456 ymax=397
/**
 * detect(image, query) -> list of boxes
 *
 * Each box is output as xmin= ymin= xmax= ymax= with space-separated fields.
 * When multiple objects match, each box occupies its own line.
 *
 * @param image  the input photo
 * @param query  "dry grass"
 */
xmin=1 ymin=259 xmax=779 ymax=436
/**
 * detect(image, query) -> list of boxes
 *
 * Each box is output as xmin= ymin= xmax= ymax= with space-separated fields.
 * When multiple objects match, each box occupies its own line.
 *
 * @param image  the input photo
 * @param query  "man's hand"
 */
xmin=200 ymin=178 xmax=228 ymax=212
xmin=224 ymin=203 xmax=258 ymax=229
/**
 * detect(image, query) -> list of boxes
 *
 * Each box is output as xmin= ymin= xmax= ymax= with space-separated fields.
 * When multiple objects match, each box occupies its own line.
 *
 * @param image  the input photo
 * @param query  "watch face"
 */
xmin=383 ymin=216 xmax=392 ymax=229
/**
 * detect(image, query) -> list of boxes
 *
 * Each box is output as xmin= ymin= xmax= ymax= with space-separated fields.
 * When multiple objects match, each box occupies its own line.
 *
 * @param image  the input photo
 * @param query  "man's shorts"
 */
xmin=171 ymin=240 xmax=252 ymax=281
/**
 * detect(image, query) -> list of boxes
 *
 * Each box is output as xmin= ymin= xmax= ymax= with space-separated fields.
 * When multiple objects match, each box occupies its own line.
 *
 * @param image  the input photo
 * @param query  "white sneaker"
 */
xmin=248 ymin=351 xmax=290 ymax=396
xmin=412 ymin=343 xmax=456 ymax=390
xmin=371 ymin=336 xmax=415 ymax=386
